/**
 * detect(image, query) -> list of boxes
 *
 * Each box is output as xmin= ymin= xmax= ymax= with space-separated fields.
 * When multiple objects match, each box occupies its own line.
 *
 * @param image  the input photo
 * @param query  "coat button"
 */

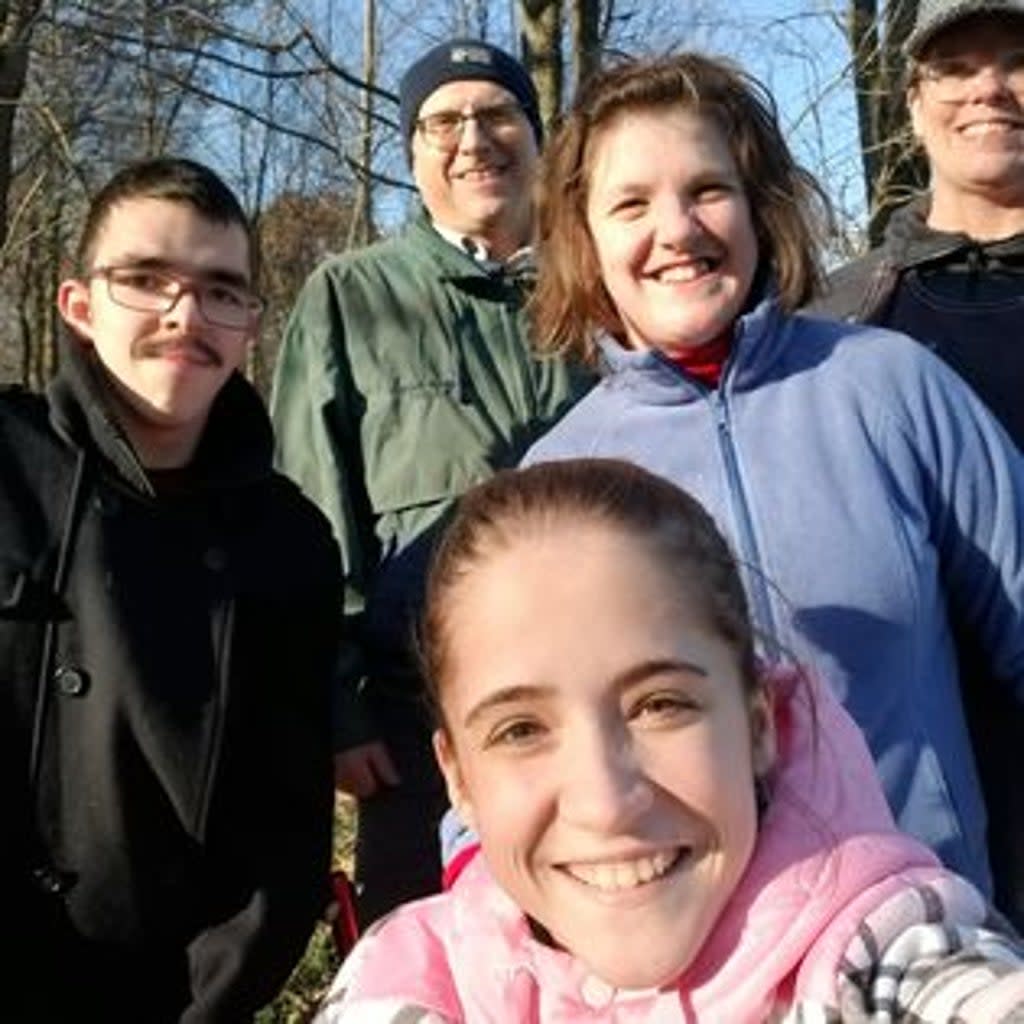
xmin=54 ymin=665 xmax=89 ymax=697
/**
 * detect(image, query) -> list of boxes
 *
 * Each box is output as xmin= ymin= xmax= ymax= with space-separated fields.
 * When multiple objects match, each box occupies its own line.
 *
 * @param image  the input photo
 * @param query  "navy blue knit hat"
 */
xmin=399 ymin=38 xmax=543 ymax=160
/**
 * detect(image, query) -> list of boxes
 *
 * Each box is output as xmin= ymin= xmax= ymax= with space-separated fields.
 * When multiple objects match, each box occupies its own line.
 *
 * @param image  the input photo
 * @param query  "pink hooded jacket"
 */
xmin=316 ymin=672 xmax=1024 ymax=1022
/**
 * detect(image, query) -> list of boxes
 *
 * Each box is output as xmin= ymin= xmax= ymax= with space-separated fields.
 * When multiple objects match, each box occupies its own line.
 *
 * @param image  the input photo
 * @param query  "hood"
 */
xmin=342 ymin=669 xmax=941 ymax=1019
xmin=47 ymin=331 xmax=275 ymax=495
xmin=675 ymin=668 xmax=938 ymax=1015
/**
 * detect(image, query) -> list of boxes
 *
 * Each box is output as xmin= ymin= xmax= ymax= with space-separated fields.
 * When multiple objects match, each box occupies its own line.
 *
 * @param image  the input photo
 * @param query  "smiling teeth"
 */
xmin=961 ymin=122 xmax=1021 ymax=136
xmin=566 ymin=850 xmax=679 ymax=891
xmin=658 ymin=261 xmax=710 ymax=283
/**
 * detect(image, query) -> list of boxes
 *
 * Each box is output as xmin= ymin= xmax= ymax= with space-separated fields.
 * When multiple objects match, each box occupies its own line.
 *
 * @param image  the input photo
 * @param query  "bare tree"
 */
xmin=518 ymin=0 xmax=563 ymax=127
xmin=0 ymin=0 xmax=396 ymax=385
xmin=350 ymin=0 xmax=376 ymax=247
xmin=570 ymin=0 xmax=601 ymax=94
xmin=0 ymin=1 xmax=44 ymax=249
xmin=846 ymin=0 xmax=927 ymax=243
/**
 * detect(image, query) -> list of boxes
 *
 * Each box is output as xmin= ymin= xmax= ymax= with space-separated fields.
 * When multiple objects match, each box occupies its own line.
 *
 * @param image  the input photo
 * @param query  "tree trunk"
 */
xmin=847 ymin=0 xmax=929 ymax=244
xmin=518 ymin=0 xmax=563 ymax=130
xmin=569 ymin=0 xmax=601 ymax=95
xmin=351 ymin=0 xmax=375 ymax=247
xmin=0 ymin=1 xmax=43 ymax=250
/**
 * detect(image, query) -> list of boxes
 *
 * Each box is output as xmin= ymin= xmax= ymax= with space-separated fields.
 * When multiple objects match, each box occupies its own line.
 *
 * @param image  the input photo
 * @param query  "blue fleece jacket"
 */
xmin=524 ymin=296 xmax=1024 ymax=895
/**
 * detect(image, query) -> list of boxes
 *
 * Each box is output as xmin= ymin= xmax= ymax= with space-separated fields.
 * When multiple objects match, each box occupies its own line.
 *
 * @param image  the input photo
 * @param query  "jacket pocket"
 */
xmin=362 ymin=383 xmax=491 ymax=516
xmin=0 ymin=559 xmax=59 ymax=620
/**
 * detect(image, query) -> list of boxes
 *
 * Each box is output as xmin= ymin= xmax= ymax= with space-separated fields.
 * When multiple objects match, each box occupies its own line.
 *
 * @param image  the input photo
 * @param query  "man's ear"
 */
xmin=433 ymin=728 xmax=476 ymax=833
xmin=749 ymin=686 xmax=777 ymax=778
xmin=57 ymin=278 xmax=95 ymax=345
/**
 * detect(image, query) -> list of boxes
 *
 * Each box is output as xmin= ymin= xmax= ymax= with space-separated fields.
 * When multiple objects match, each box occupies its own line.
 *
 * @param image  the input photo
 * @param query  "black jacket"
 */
xmin=812 ymin=198 xmax=1024 ymax=442
xmin=1 ymin=340 xmax=341 ymax=1021
xmin=814 ymin=198 xmax=1024 ymax=933
xmin=813 ymin=196 xmax=1024 ymax=317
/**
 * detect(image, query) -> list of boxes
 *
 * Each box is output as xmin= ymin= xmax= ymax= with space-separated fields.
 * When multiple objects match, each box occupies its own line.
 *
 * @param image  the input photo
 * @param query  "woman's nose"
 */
xmin=655 ymin=197 xmax=703 ymax=249
xmin=559 ymin=731 xmax=654 ymax=833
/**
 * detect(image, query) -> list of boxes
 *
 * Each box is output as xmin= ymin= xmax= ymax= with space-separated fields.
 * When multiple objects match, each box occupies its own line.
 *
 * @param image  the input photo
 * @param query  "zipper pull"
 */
xmin=712 ymin=392 xmax=730 ymax=433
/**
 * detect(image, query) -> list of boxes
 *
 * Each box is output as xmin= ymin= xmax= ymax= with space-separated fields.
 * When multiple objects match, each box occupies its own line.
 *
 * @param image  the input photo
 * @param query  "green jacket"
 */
xmin=270 ymin=212 xmax=591 ymax=748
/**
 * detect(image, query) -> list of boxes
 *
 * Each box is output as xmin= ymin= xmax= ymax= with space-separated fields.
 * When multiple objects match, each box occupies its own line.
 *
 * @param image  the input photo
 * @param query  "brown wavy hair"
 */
xmin=532 ymin=53 xmax=833 ymax=365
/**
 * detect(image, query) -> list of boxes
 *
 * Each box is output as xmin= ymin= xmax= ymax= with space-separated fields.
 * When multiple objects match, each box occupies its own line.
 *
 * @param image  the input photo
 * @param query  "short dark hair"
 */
xmin=532 ymin=53 xmax=833 ymax=365
xmin=75 ymin=157 xmax=253 ymax=276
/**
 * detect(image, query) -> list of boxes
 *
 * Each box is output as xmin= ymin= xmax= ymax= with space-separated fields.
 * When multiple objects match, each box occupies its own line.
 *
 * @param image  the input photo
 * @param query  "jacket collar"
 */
xmin=407 ymin=208 xmax=492 ymax=277
xmin=883 ymin=196 xmax=1024 ymax=269
xmin=596 ymin=291 xmax=788 ymax=399
xmin=407 ymin=207 xmax=537 ymax=288
xmin=47 ymin=331 xmax=275 ymax=495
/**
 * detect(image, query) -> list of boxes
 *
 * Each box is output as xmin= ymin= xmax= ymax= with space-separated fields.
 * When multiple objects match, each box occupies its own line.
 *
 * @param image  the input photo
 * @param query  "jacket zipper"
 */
xmin=709 ymin=389 xmax=781 ymax=655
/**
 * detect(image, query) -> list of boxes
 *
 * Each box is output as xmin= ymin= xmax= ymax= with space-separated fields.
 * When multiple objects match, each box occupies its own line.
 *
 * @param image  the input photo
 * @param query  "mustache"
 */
xmin=134 ymin=337 xmax=223 ymax=367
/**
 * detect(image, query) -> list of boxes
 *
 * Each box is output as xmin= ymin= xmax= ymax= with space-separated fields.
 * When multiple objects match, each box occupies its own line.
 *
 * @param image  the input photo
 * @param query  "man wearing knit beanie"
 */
xmin=815 ymin=0 xmax=1024 ymax=931
xmin=394 ymin=37 xmax=544 ymax=261
xmin=399 ymin=39 xmax=544 ymax=162
xmin=271 ymin=38 xmax=591 ymax=928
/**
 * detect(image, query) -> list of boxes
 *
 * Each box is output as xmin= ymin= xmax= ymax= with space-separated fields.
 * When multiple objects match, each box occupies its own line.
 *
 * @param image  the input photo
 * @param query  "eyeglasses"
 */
xmin=415 ymin=101 xmax=528 ymax=151
xmin=89 ymin=265 xmax=263 ymax=329
xmin=917 ymin=48 xmax=1024 ymax=100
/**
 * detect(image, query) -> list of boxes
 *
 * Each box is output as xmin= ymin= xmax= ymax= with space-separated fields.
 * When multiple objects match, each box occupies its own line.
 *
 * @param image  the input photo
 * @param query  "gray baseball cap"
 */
xmin=905 ymin=0 xmax=1024 ymax=57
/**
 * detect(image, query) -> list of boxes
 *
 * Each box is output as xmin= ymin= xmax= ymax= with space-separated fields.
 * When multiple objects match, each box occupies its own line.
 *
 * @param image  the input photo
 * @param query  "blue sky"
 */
xmin=729 ymin=0 xmax=869 ymax=231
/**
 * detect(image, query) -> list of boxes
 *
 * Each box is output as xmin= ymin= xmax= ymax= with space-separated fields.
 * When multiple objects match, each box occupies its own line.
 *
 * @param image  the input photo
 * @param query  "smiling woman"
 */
xmin=313 ymin=458 xmax=1024 ymax=1022
xmin=583 ymin=107 xmax=759 ymax=356
xmin=423 ymin=459 xmax=770 ymax=993
xmin=520 ymin=50 xmax=1024 ymax=922
xmin=908 ymin=14 xmax=1024 ymax=229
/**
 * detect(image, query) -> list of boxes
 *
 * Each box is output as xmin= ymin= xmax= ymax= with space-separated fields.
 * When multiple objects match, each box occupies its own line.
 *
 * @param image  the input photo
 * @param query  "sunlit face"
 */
xmin=910 ymin=17 xmax=1024 ymax=208
xmin=585 ymin=108 xmax=759 ymax=356
xmin=434 ymin=522 xmax=773 ymax=990
xmin=58 ymin=198 xmax=255 ymax=467
xmin=411 ymin=79 xmax=539 ymax=254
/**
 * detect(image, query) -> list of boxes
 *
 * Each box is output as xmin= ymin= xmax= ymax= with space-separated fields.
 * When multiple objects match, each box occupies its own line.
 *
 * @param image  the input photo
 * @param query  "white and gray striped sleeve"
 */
xmin=834 ymin=880 xmax=1024 ymax=1022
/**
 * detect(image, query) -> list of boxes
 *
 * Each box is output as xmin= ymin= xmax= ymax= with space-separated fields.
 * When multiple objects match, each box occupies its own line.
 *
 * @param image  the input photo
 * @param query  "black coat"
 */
xmin=1 ymin=341 xmax=341 ymax=1021
xmin=811 ymin=198 xmax=1024 ymax=444
xmin=813 ymin=200 xmax=1024 ymax=933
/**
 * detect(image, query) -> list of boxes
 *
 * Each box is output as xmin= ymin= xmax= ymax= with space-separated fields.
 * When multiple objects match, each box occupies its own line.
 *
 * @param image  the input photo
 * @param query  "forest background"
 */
xmin=0 ymin=0 xmax=926 ymax=393
xmin=0 ymin=0 xmax=928 ymax=1018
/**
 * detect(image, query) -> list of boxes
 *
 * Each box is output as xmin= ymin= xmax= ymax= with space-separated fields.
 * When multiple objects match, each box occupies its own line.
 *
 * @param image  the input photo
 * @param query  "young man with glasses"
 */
xmin=814 ymin=0 xmax=1024 ymax=930
xmin=4 ymin=157 xmax=341 ymax=1020
xmin=271 ymin=39 xmax=591 ymax=927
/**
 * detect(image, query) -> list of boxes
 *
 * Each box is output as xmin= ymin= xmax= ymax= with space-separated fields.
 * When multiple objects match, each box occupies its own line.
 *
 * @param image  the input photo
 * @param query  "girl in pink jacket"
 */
xmin=315 ymin=458 xmax=1024 ymax=1022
